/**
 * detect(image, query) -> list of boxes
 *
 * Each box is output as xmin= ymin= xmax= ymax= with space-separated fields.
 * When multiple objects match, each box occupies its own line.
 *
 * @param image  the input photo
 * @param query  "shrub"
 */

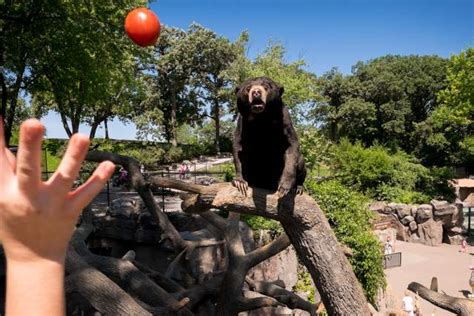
xmin=332 ymin=139 xmax=433 ymax=203
xmin=305 ymin=178 xmax=386 ymax=305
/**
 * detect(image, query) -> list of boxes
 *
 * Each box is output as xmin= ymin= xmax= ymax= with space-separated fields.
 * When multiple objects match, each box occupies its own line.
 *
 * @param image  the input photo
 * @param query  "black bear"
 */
xmin=232 ymin=77 xmax=306 ymax=198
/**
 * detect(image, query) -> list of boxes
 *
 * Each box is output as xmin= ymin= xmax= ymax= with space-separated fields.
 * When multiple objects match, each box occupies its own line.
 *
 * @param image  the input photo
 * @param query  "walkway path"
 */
xmin=385 ymin=241 xmax=473 ymax=315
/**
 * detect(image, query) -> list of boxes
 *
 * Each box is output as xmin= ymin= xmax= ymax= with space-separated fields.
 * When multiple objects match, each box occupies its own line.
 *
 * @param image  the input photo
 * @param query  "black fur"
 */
xmin=232 ymin=77 xmax=306 ymax=197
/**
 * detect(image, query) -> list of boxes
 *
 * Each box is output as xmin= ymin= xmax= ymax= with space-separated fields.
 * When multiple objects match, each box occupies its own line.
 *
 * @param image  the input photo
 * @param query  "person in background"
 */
xmin=0 ymin=118 xmax=115 ymax=315
xmin=384 ymin=235 xmax=394 ymax=255
xmin=461 ymin=238 xmax=467 ymax=253
xmin=402 ymin=290 xmax=415 ymax=316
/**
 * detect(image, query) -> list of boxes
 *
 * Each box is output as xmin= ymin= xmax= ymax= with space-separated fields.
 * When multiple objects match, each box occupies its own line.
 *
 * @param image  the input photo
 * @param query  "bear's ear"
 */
xmin=234 ymin=86 xmax=240 ymax=95
xmin=279 ymin=86 xmax=284 ymax=96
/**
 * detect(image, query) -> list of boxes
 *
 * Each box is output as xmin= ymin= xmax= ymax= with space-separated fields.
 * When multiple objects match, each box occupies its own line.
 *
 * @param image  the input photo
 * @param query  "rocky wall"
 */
xmin=371 ymin=200 xmax=465 ymax=246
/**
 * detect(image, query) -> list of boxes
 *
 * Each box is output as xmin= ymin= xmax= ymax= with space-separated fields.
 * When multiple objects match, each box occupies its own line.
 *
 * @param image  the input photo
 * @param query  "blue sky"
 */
xmin=42 ymin=0 xmax=473 ymax=139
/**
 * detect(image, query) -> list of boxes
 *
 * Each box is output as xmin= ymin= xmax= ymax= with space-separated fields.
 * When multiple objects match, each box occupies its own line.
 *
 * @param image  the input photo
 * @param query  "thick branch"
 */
xmin=246 ymin=278 xmax=318 ymax=316
xmin=245 ymin=233 xmax=291 ymax=269
xmin=70 ymin=224 xmax=193 ymax=315
xmin=65 ymin=250 xmax=151 ymax=315
xmin=86 ymin=151 xmax=186 ymax=249
xmin=408 ymin=282 xmax=474 ymax=316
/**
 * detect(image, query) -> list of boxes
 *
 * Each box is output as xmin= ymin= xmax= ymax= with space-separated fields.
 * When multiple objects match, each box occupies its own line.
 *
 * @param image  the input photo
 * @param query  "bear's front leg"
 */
xmin=277 ymin=175 xmax=296 ymax=199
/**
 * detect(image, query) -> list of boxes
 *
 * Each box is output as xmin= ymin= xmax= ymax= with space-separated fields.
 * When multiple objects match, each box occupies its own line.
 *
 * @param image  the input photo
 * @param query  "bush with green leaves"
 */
xmin=331 ymin=139 xmax=455 ymax=203
xmin=305 ymin=178 xmax=386 ymax=305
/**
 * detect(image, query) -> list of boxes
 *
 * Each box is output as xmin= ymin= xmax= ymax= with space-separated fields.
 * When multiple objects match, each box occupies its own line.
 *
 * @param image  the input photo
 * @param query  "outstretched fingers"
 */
xmin=16 ymin=119 xmax=45 ymax=191
xmin=47 ymin=134 xmax=90 ymax=194
xmin=68 ymin=161 xmax=115 ymax=212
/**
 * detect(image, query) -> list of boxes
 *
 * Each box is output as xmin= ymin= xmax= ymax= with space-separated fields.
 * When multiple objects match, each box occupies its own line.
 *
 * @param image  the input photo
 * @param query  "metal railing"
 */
xmin=41 ymin=169 xmax=227 ymax=212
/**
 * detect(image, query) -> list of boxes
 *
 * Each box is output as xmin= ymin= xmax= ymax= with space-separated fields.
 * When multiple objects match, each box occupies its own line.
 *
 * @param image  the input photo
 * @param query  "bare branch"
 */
xmin=408 ymin=282 xmax=474 ymax=316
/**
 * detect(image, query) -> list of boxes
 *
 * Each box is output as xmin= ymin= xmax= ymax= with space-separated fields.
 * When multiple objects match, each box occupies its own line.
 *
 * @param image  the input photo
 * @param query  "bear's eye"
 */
xmin=262 ymin=84 xmax=269 ymax=90
xmin=245 ymin=86 xmax=251 ymax=92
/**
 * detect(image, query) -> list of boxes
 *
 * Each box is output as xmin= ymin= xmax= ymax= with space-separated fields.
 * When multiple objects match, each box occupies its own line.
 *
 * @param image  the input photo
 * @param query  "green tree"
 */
xmin=1 ymin=1 xmax=148 ymax=141
xmin=138 ymin=25 xmax=209 ymax=145
xmin=31 ymin=1 xmax=147 ymax=138
xmin=0 ymin=1 xmax=67 ymax=144
xmin=190 ymin=25 xmax=242 ymax=154
xmin=313 ymin=55 xmax=448 ymax=152
xmin=415 ymin=48 xmax=474 ymax=166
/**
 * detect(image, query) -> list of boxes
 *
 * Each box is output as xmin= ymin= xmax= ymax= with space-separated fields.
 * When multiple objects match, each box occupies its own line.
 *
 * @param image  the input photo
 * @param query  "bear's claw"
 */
xmin=232 ymin=178 xmax=248 ymax=196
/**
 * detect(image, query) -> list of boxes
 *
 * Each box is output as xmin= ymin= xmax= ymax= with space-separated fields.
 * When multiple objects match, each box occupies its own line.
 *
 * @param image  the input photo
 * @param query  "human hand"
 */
xmin=0 ymin=119 xmax=115 ymax=264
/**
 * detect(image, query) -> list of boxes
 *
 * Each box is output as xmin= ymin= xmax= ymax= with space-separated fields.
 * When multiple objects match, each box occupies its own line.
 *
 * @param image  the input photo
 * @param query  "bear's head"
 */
xmin=235 ymin=77 xmax=284 ymax=117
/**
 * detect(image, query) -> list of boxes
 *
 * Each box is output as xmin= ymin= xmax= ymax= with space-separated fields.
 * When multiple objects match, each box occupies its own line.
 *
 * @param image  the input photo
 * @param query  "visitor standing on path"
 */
xmin=385 ymin=236 xmax=394 ymax=255
xmin=402 ymin=290 xmax=415 ymax=316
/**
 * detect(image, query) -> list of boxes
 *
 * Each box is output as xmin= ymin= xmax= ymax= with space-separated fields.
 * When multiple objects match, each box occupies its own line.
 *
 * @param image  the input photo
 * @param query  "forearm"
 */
xmin=6 ymin=258 xmax=66 ymax=316
xmin=281 ymin=147 xmax=298 ymax=179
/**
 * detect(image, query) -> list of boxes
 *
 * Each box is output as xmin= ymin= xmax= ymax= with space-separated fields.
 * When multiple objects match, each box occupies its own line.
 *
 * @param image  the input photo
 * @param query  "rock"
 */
xmin=449 ymin=226 xmax=463 ymax=234
xmin=401 ymin=215 xmax=415 ymax=225
xmin=417 ymin=218 xmax=443 ymax=246
xmin=369 ymin=201 xmax=387 ymax=214
xmin=108 ymin=197 xmax=141 ymax=218
xmin=393 ymin=203 xmax=411 ymax=219
xmin=409 ymin=221 xmax=418 ymax=232
xmin=444 ymin=226 xmax=465 ymax=245
xmin=415 ymin=204 xmax=433 ymax=223
xmin=249 ymin=244 xmax=298 ymax=291
xmin=383 ymin=203 xmax=397 ymax=215
xmin=445 ymin=234 xmax=464 ymax=245
xmin=410 ymin=205 xmax=418 ymax=217
xmin=431 ymin=200 xmax=456 ymax=216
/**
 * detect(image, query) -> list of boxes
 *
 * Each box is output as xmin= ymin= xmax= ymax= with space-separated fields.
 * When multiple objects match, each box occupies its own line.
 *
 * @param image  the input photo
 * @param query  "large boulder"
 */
xmin=393 ymin=203 xmax=411 ymax=219
xmin=249 ymin=236 xmax=298 ymax=291
xmin=417 ymin=218 xmax=443 ymax=246
xmin=431 ymin=200 xmax=456 ymax=216
xmin=409 ymin=221 xmax=418 ymax=232
xmin=401 ymin=215 xmax=415 ymax=226
xmin=383 ymin=203 xmax=397 ymax=215
xmin=369 ymin=201 xmax=388 ymax=214
xmin=109 ymin=197 xmax=141 ymax=219
xmin=444 ymin=226 xmax=465 ymax=245
xmin=415 ymin=204 xmax=433 ymax=223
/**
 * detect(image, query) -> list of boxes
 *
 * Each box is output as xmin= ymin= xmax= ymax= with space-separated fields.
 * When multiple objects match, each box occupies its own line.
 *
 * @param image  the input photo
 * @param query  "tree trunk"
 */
xmin=89 ymin=121 xmax=100 ymax=140
xmin=66 ymin=250 xmax=151 ymax=315
xmin=213 ymin=99 xmax=220 ymax=154
xmin=104 ymin=118 xmax=109 ymax=139
xmin=59 ymin=110 xmax=73 ymax=138
xmin=169 ymin=85 xmax=178 ymax=147
xmin=4 ymin=62 xmax=26 ymax=146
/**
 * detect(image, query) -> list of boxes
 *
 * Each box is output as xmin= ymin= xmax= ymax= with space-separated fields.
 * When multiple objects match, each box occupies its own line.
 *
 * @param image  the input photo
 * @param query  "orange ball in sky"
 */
xmin=125 ymin=8 xmax=161 ymax=47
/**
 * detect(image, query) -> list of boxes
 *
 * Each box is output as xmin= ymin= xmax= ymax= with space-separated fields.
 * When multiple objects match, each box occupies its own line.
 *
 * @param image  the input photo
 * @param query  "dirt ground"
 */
xmin=385 ymin=241 xmax=473 ymax=315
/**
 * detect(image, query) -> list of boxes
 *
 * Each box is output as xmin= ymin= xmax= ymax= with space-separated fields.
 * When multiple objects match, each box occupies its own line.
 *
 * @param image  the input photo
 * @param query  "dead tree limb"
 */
xmin=408 ymin=282 xmax=474 ymax=315
xmin=245 ymin=277 xmax=318 ymax=316
xmin=83 ymin=152 xmax=368 ymax=314
xmin=150 ymin=178 xmax=370 ymax=315
xmin=70 ymin=224 xmax=194 ymax=315
xmin=86 ymin=151 xmax=187 ymax=249
xmin=65 ymin=250 xmax=151 ymax=315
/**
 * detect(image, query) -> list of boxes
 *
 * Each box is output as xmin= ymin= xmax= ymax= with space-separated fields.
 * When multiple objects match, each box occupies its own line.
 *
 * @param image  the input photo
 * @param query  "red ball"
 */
xmin=125 ymin=8 xmax=161 ymax=47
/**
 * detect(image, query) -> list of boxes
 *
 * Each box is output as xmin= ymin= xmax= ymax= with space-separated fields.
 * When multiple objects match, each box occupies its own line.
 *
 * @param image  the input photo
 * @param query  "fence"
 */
xmin=41 ymin=169 xmax=227 ymax=212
